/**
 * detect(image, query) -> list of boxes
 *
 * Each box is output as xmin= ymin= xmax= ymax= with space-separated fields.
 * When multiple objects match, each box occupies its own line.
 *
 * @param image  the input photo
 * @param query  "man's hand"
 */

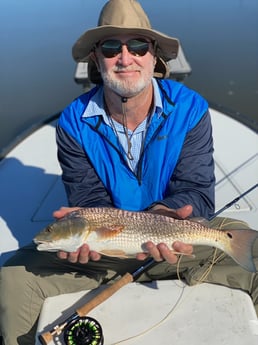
xmin=52 ymin=206 xmax=80 ymax=219
xmin=148 ymin=204 xmax=193 ymax=219
xmin=136 ymin=240 xmax=193 ymax=264
xmin=53 ymin=207 xmax=101 ymax=264
xmin=57 ymin=243 xmax=101 ymax=264
xmin=137 ymin=204 xmax=194 ymax=263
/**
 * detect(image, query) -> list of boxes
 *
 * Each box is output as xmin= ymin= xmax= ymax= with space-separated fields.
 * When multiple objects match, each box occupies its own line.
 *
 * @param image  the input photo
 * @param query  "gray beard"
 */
xmin=100 ymin=65 xmax=153 ymax=98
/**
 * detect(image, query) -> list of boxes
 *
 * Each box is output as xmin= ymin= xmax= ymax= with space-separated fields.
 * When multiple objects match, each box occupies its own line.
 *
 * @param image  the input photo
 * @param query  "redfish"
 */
xmin=34 ymin=207 xmax=258 ymax=272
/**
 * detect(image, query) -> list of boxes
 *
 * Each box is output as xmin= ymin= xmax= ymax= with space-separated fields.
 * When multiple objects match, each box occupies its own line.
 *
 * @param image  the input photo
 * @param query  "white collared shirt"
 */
xmin=82 ymin=78 xmax=163 ymax=171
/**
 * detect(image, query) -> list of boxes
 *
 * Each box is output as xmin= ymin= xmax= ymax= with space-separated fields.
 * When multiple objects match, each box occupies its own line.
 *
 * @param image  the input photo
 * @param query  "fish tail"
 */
xmin=225 ymin=229 xmax=258 ymax=272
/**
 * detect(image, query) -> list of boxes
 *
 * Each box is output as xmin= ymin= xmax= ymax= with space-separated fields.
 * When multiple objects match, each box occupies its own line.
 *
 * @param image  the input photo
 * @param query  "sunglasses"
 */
xmin=99 ymin=38 xmax=152 ymax=58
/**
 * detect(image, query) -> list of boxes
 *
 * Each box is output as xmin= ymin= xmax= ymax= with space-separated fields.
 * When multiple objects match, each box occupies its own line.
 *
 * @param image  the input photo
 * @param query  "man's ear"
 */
xmin=153 ymin=56 xmax=157 ymax=68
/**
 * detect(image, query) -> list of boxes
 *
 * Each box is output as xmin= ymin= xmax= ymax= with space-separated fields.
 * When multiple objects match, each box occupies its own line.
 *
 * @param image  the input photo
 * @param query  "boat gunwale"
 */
xmin=0 ymin=102 xmax=257 ymax=162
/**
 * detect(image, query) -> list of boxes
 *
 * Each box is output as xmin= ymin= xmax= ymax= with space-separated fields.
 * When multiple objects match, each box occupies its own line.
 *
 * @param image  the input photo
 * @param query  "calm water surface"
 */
xmin=0 ymin=0 xmax=257 ymax=157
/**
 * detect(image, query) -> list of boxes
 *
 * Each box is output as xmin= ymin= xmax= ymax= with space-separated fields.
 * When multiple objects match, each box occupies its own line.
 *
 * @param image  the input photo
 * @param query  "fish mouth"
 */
xmin=33 ymin=239 xmax=49 ymax=244
xmin=36 ymin=244 xmax=58 ymax=252
xmin=34 ymin=239 xmax=57 ymax=251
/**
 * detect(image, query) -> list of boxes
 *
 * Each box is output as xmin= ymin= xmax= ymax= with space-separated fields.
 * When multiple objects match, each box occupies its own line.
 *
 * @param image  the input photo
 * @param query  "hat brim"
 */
xmin=72 ymin=26 xmax=179 ymax=62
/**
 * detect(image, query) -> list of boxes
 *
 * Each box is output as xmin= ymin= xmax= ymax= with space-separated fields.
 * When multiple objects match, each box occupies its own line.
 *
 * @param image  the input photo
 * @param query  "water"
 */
xmin=0 ymin=0 xmax=257 ymax=158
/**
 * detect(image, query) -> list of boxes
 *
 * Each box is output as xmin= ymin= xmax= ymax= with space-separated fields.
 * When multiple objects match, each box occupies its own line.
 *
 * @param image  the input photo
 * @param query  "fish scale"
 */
xmin=34 ymin=207 xmax=258 ymax=272
xmin=74 ymin=208 xmax=226 ymax=248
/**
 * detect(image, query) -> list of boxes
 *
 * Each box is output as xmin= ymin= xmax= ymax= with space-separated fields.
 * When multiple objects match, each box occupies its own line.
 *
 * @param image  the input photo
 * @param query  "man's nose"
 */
xmin=117 ymin=44 xmax=134 ymax=65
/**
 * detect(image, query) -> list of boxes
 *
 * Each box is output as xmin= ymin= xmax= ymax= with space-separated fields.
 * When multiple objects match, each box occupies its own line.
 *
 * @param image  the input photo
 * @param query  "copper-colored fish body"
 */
xmin=34 ymin=207 xmax=258 ymax=272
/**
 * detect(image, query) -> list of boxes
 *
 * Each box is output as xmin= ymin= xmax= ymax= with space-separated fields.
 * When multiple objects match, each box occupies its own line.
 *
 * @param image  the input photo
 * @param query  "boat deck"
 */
xmin=0 ymin=107 xmax=257 ymax=345
xmin=1 ymin=107 xmax=257 ymax=266
xmin=36 ymin=280 xmax=258 ymax=345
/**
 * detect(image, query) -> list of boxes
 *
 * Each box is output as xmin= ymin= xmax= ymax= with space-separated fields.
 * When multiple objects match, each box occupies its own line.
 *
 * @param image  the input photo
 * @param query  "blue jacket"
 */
xmin=57 ymin=79 xmax=215 ymax=218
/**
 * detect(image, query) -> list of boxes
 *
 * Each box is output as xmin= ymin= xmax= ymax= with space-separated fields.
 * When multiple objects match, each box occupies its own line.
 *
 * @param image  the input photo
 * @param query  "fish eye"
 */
xmin=226 ymin=232 xmax=233 ymax=239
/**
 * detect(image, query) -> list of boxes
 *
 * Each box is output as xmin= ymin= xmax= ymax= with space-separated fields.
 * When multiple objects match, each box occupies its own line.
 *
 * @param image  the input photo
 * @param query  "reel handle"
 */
xmin=38 ymin=332 xmax=54 ymax=345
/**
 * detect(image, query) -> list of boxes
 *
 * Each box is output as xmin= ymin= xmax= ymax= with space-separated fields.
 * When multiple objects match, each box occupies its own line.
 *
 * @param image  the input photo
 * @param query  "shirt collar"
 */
xmin=82 ymin=78 xmax=163 ymax=120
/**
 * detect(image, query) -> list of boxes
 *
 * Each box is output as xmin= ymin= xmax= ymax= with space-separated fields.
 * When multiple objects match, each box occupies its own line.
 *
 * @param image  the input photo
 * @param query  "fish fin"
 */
xmin=99 ymin=249 xmax=129 ymax=258
xmin=225 ymin=229 xmax=258 ymax=272
xmin=148 ymin=209 xmax=210 ymax=227
xmin=147 ymin=208 xmax=177 ymax=218
xmin=190 ymin=217 xmax=210 ymax=227
xmin=95 ymin=225 xmax=125 ymax=239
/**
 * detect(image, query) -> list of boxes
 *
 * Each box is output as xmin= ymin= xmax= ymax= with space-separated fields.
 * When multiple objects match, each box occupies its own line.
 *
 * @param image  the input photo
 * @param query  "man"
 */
xmin=0 ymin=1 xmax=257 ymax=344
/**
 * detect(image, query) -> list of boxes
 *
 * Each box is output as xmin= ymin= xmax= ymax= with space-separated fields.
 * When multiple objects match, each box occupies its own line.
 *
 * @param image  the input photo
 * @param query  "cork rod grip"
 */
xmin=76 ymin=272 xmax=133 ymax=316
xmin=38 ymin=272 xmax=134 ymax=344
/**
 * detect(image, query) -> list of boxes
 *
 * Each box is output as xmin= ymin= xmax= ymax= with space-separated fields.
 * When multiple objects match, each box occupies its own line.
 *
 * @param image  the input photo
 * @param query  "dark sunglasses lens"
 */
xmin=100 ymin=39 xmax=150 ymax=58
xmin=101 ymin=40 xmax=122 ymax=58
xmin=127 ymin=39 xmax=149 ymax=56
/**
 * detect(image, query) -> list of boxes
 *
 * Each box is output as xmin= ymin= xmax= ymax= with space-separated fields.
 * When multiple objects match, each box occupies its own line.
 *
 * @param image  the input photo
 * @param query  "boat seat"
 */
xmin=36 ymin=280 xmax=258 ymax=345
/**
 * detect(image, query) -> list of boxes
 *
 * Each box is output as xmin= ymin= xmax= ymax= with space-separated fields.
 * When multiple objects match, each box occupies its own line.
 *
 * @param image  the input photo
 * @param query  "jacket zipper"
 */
xmin=136 ymin=116 xmax=168 ymax=185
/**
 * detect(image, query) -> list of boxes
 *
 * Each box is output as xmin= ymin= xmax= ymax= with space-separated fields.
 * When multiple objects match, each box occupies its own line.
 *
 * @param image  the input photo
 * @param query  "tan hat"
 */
xmin=72 ymin=0 xmax=179 ymax=82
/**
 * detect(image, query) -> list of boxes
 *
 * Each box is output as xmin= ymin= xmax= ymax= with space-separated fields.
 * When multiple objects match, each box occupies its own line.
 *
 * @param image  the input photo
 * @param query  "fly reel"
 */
xmin=63 ymin=316 xmax=104 ymax=345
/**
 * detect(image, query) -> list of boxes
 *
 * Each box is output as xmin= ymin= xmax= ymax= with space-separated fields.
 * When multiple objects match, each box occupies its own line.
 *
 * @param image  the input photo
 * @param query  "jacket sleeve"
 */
xmin=155 ymin=111 xmax=215 ymax=219
xmin=56 ymin=124 xmax=114 ymax=208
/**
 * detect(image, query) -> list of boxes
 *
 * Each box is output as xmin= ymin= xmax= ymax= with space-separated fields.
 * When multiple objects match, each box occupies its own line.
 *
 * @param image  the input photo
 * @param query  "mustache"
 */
xmin=113 ymin=66 xmax=141 ymax=72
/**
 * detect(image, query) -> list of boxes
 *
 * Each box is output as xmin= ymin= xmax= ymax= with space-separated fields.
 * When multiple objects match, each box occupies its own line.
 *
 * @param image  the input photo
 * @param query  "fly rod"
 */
xmin=209 ymin=183 xmax=258 ymax=221
xmin=38 ymin=184 xmax=258 ymax=344
xmin=38 ymin=257 xmax=156 ymax=345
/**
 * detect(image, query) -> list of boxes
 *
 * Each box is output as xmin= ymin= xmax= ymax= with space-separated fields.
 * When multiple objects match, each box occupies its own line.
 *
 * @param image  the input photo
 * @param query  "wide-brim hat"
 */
xmin=72 ymin=0 xmax=180 ymax=82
